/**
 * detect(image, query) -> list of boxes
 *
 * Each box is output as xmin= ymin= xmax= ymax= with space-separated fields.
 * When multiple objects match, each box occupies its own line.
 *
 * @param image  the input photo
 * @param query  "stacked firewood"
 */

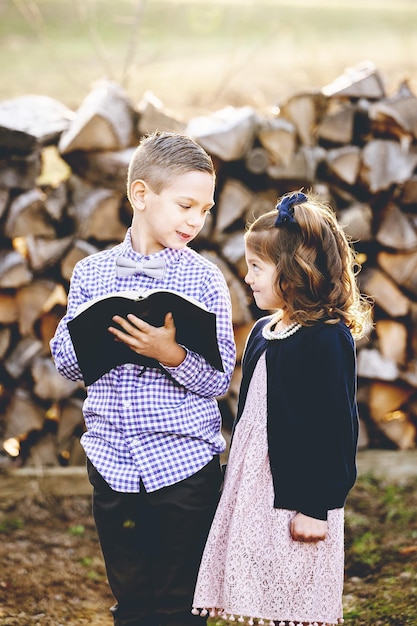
xmin=1 ymin=60 xmax=417 ymax=468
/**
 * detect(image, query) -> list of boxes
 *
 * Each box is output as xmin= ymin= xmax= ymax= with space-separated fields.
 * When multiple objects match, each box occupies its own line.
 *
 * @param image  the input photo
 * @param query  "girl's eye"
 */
xmin=179 ymin=204 xmax=191 ymax=210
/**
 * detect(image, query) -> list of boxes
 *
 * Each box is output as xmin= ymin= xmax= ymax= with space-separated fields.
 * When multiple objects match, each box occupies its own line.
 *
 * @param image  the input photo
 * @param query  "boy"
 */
xmin=50 ymin=131 xmax=236 ymax=626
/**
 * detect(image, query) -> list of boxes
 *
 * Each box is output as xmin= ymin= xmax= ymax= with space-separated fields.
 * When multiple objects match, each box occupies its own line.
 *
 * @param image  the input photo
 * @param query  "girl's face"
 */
xmin=244 ymin=246 xmax=284 ymax=311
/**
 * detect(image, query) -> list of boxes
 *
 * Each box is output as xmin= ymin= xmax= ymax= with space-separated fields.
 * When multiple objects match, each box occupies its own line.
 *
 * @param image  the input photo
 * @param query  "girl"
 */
xmin=192 ymin=191 xmax=372 ymax=626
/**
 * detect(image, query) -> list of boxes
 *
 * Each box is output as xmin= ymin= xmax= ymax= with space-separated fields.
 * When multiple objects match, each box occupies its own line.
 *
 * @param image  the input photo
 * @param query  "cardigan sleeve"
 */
xmin=267 ymin=323 xmax=359 ymax=520
xmin=304 ymin=324 xmax=358 ymax=518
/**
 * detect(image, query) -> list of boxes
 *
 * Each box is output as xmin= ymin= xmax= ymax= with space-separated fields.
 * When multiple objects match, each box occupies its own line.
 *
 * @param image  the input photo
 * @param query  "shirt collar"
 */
xmin=120 ymin=228 xmax=184 ymax=269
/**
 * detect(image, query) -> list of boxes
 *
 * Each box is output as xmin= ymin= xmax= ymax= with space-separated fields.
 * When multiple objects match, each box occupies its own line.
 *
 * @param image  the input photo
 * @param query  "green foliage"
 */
xmin=68 ymin=524 xmax=85 ymax=536
xmin=0 ymin=517 xmax=24 ymax=534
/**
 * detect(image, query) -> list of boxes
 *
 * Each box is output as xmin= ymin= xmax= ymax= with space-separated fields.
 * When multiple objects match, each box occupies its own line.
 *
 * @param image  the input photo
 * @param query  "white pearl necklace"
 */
xmin=262 ymin=317 xmax=302 ymax=340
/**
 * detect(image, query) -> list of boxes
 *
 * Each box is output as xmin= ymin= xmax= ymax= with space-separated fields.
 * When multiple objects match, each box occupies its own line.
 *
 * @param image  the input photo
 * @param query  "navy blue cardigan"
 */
xmin=234 ymin=317 xmax=359 ymax=520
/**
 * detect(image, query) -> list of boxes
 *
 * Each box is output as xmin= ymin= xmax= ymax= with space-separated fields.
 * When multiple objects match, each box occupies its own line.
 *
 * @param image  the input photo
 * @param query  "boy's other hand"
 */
xmin=109 ymin=312 xmax=186 ymax=367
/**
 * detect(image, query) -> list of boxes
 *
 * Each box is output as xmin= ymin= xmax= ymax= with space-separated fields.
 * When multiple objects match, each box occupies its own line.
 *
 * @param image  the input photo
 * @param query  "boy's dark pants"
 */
xmin=87 ymin=456 xmax=222 ymax=626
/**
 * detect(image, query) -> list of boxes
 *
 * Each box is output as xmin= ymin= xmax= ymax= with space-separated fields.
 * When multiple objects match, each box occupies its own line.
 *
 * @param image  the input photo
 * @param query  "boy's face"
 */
xmin=131 ymin=170 xmax=215 ymax=255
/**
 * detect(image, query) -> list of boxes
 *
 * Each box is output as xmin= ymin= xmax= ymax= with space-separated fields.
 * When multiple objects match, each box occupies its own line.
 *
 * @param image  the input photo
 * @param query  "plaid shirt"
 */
xmin=50 ymin=230 xmax=236 ymax=493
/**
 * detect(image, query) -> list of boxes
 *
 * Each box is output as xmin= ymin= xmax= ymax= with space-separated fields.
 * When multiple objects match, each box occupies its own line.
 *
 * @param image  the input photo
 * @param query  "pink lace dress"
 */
xmin=192 ymin=352 xmax=345 ymax=626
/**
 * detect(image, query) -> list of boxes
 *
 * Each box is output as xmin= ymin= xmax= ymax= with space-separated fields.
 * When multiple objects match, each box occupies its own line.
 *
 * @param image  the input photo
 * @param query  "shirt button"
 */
xmin=125 ymin=364 xmax=133 ymax=370
xmin=123 ymin=400 xmax=131 ymax=408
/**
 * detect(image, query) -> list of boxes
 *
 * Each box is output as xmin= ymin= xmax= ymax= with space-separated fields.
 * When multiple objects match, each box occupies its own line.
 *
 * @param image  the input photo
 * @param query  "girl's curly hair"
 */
xmin=244 ymin=191 xmax=373 ymax=339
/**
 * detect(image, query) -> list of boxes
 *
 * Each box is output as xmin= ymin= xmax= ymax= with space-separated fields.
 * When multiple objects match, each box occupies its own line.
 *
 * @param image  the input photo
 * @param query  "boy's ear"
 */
xmin=130 ymin=179 xmax=147 ymax=210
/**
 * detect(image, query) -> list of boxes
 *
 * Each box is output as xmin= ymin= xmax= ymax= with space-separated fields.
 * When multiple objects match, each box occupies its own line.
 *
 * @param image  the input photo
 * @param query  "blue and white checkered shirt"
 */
xmin=50 ymin=229 xmax=236 ymax=493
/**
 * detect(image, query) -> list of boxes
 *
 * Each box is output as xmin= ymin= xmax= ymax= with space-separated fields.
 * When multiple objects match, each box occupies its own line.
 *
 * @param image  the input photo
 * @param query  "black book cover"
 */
xmin=67 ymin=289 xmax=224 ymax=385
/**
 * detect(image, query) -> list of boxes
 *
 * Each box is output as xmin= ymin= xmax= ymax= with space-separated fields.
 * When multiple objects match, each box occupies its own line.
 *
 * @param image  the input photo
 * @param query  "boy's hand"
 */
xmin=109 ymin=312 xmax=186 ymax=367
xmin=290 ymin=512 xmax=327 ymax=542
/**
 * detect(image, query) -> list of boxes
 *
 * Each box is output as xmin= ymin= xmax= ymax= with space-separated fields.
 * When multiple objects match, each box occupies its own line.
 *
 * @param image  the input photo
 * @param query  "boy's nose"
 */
xmin=187 ymin=212 xmax=205 ymax=227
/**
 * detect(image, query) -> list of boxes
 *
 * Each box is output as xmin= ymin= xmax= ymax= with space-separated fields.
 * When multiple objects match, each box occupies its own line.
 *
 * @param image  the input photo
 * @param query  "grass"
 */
xmin=1 ymin=0 xmax=417 ymax=112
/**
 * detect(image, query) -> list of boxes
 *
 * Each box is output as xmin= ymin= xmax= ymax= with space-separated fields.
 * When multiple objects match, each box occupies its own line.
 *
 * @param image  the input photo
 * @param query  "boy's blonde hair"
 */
xmin=127 ymin=131 xmax=215 ymax=203
xmin=245 ymin=191 xmax=373 ymax=339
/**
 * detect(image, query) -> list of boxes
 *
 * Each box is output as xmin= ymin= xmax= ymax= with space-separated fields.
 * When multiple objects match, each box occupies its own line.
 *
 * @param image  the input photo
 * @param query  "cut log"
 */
xmin=56 ymin=398 xmax=85 ymax=450
xmin=4 ymin=336 xmax=44 ymax=379
xmin=0 ymin=249 xmax=32 ymax=288
xmin=244 ymin=146 xmax=270 ymax=174
xmin=59 ymin=80 xmax=137 ymax=154
xmin=321 ymin=61 xmax=385 ymax=100
xmin=267 ymin=146 xmax=326 ymax=182
xmin=359 ymin=268 xmax=410 ymax=317
xmin=0 ymin=94 xmax=73 ymax=151
xmin=377 ymin=249 xmax=417 ymax=296
xmin=214 ymin=178 xmax=253 ymax=235
xmin=60 ymin=240 xmax=99 ymax=281
xmin=256 ymin=116 xmax=296 ymax=167
xmin=219 ymin=231 xmax=247 ymax=278
xmin=357 ymin=348 xmax=399 ymax=381
xmin=0 ymin=292 xmax=18 ymax=324
xmin=337 ymin=202 xmax=373 ymax=242
xmin=185 ymin=105 xmax=258 ymax=161
xmin=43 ymin=181 xmax=68 ymax=221
xmin=3 ymin=388 xmax=45 ymax=440
xmin=233 ymin=321 xmax=255 ymax=362
xmin=64 ymin=147 xmax=135 ymax=193
xmin=246 ymin=188 xmax=278 ymax=221
xmin=4 ymin=187 xmax=56 ymax=239
xmin=39 ymin=308 xmax=66 ymax=352
xmin=326 ymin=145 xmax=361 ymax=185
xmin=137 ymin=91 xmax=186 ymax=135
xmin=0 ymin=327 xmax=11 ymax=359
xmin=0 ymin=149 xmax=42 ymax=191
xmin=26 ymin=234 xmax=73 ymax=272
xmin=15 ymin=279 xmax=58 ymax=336
xmin=37 ymin=146 xmax=72 ymax=188
xmin=24 ymin=432 xmax=60 ymax=467
xmin=375 ymin=319 xmax=407 ymax=365
xmin=375 ymin=203 xmax=417 ymax=251
xmin=317 ymin=103 xmax=356 ymax=145
xmin=280 ymin=91 xmax=327 ymax=147
xmin=200 ymin=250 xmax=252 ymax=326
xmin=401 ymin=175 xmax=417 ymax=206
xmin=0 ymin=187 xmax=9 ymax=219
xmin=360 ymin=139 xmax=417 ymax=193
xmin=368 ymin=90 xmax=417 ymax=142
xmin=368 ymin=381 xmax=414 ymax=423
xmin=31 ymin=356 xmax=81 ymax=401
xmin=411 ymin=303 xmax=417 ymax=357
xmin=400 ymin=358 xmax=417 ymax=388
xmin=67 ymin=178 xmax=126 ymax=241
xmin=379 ymin=415 xmax=416 ymax=450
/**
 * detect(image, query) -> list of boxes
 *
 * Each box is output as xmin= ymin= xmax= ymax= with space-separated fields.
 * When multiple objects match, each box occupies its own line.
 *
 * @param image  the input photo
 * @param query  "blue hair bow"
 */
xmin=275 ymin=191 xmax=308 ymax=227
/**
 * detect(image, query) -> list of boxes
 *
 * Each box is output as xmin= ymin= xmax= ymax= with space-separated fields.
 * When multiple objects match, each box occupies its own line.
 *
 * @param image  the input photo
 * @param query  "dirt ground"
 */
xmin=1 ymin=451 xmax=417 ymax=626
xmin=0 ymin=493 xmax=114 ymax=626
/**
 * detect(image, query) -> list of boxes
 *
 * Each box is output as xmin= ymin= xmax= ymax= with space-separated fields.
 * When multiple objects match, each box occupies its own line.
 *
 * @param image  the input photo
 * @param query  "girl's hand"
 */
xmin=108 ymin=312 xmax=186 ymax=367
xmin=290 ymin=512 xmax=328 ymax=542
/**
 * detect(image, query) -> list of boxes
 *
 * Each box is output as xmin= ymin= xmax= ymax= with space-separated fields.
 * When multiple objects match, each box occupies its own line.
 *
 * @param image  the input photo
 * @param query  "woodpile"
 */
xmin=1 ymin=60 xmax=417 ymax=469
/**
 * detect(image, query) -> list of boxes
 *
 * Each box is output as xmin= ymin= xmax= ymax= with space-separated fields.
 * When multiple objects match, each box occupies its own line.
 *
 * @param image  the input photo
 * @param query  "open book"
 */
xmin=67 ymin=288 xmax=224 ymax=385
